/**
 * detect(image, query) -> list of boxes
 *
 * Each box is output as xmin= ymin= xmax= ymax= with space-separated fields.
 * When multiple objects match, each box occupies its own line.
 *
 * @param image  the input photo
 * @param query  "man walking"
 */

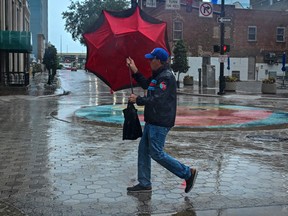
xmin=126 ymin=48 xmax=198 ymax=193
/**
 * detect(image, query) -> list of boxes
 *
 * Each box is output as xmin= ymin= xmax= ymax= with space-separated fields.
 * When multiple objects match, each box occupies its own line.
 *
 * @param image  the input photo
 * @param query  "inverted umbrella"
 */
xmin=83 ymin=6 xmax=170 ymax=91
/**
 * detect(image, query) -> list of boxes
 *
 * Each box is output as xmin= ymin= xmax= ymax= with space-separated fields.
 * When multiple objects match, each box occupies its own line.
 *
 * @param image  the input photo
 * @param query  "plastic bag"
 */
xmin=122 ymin=102 xmax=142 ymax=140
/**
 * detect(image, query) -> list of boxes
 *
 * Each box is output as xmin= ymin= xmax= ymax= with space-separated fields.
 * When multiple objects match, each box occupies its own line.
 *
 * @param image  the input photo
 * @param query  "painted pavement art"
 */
xmin=74 ymin=103 xmax=288 ymax=130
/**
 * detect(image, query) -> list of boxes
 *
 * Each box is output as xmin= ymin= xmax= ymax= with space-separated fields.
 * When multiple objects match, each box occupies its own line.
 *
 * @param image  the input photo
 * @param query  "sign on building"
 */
xmin=165 ymin=0 xmax=180 ymax=10
xmin=199 ymin=2 xmax=213 ymax=18
xmin=146 ymin=0 xmax=156 ymax=8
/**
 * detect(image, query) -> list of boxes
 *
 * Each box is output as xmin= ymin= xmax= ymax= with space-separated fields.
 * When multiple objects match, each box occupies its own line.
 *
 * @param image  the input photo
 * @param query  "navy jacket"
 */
xmin=132 ymin=65 xmax=177 ymax=127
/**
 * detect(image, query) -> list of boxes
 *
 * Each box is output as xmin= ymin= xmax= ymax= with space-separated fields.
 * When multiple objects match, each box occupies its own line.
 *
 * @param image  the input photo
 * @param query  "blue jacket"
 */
xmin=132 ymin=65 xmax=177 ymax=127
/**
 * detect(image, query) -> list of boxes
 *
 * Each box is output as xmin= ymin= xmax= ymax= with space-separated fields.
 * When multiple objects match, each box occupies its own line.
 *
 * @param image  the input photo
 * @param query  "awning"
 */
xmin=0 ymin=30 xmax=32 ymax=53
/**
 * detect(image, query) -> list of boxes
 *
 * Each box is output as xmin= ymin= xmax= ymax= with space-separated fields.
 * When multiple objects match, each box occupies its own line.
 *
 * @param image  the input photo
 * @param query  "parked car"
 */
xmin=71 ymin=67 xmax=77 ymax=71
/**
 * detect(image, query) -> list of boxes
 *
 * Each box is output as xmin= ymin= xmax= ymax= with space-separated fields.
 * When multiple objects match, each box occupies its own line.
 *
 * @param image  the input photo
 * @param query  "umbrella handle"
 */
xmin=128 ymin=67 xmax=134 ymax=94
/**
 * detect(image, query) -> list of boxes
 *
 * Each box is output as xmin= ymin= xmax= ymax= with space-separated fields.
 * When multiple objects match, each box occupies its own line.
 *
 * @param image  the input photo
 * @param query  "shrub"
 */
xmin=225 ymin=76 xmax=237 ymax=82
xmin=262 ymin=77 xmax=276 ymax=84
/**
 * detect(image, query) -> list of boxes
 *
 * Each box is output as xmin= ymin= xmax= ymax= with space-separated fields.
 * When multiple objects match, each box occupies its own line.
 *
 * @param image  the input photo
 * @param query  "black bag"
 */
xmin=122 ymin=102 xmax=143 ymax=140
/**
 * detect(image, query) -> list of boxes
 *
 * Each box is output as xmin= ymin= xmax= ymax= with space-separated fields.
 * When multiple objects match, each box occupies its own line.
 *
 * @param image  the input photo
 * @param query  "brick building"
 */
xmin=140 ymin=0 xmax=287 ymax=59
xmin=251 ymin=0 xmax=288 ymax=11
xmin=138 ymin=0 xmax=288 ymax=80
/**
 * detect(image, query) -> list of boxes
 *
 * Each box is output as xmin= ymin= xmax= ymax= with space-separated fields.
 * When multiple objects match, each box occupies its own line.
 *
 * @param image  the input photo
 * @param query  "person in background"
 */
xmin=126 ymin=48 xmax=198 ymax=193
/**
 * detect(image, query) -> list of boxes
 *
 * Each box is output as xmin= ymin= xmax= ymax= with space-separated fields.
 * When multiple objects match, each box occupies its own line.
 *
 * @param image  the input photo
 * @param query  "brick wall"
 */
xmin=141 ymin=1 xmax=288 ymax=63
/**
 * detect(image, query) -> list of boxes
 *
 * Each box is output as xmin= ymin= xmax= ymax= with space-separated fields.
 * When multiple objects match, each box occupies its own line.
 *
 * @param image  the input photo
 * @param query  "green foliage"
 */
xmin=184 ymin=75 xmax=193 ymax=80
xmin=225 ymin=76 xmax=238 ymax=82
xmin=32 ymin=63 xmax=42 ymax=73
xmin=171 ymin=40 xmax=189 ymax=75
xmin=262 ymin=77 xmax=276 ymax=84
xmin=43 ymin=45 xmax=58 ymax=85
xmin=43 ymin=45 xmax=58 ymax=70
xmin=62 ymin=0 xmax=130 ymax=44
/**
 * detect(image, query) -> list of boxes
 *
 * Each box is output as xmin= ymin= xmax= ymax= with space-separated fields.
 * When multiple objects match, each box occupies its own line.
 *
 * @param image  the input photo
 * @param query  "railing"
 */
xmin=4 ymin=72 xmax=29 ymax=86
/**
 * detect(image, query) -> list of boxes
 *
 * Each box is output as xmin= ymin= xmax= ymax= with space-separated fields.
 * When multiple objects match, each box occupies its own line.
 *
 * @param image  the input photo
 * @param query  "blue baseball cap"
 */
xmin=145 ymin=48 xmax=169 ymax=62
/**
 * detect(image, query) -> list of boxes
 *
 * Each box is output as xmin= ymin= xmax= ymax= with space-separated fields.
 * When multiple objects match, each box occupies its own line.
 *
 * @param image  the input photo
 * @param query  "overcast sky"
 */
xmin=48 ymin=0 xmax=250 ymax=54
xmin=48 ymin=0 xmax=85 ymax=54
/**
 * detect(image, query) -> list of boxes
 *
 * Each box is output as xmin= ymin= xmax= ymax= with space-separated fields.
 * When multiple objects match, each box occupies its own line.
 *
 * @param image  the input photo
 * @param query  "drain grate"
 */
xmin=246 ymin=135 xmax=288 ymax=142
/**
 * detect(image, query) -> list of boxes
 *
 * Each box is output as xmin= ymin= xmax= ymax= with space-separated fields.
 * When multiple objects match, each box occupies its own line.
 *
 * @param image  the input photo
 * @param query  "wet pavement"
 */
xmin=0 ymin=70 xmax=288 ymax=215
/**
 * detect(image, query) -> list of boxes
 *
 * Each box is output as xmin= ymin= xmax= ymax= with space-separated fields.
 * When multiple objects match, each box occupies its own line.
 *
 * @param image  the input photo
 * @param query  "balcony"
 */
xmin=0 ymin=30 xmax=32 ymax=53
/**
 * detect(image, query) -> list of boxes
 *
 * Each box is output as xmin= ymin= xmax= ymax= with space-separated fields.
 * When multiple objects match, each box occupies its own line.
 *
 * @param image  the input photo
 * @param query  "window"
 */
xmin=173 ymin=21 xmax=183 ymax=41
xmin=213 ymin=26 xmax=230 ymax=39
xmin=213 ymin=26 xmax=219 ymax=38
xmin=248 ymin=26 xmax=257 ymax=41
xmin=276 ymin=27 xmax=285 ymax=42
xmin=225 ymin=26 xmax=231 ymax=39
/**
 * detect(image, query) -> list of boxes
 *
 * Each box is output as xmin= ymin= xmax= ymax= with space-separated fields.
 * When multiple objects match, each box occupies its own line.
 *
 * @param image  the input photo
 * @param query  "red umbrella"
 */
xmin=83 ymin=6 xmax=170 ymax=91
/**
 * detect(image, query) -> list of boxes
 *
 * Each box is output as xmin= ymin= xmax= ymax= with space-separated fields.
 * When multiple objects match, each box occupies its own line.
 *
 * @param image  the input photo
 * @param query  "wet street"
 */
xmin=0 ymin=70 xmax=288 ymax=215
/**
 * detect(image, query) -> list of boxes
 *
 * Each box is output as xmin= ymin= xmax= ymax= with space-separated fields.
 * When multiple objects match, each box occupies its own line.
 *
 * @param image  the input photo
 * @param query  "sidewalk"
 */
xmin=0 ymin=72 xmax=62 ymax=97
xmin=177 ymin=81 xmax=288 ymax=98
xmin=0 ymin=70 xmax=288 ymax=215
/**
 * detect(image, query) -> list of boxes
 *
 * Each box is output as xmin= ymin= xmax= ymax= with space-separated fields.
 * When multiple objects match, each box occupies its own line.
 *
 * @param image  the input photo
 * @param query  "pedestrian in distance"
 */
xmin=126 ymin=48 xmax=198 ymax=193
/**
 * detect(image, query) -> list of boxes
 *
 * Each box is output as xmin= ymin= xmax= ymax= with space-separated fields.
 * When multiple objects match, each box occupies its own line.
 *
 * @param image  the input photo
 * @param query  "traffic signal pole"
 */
xmin=218 ymin=0 xmax=226 ymax=95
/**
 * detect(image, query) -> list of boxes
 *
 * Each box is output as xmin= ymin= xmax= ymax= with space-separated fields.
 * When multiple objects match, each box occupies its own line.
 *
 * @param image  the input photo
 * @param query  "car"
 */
xmin=71 ymin=67 xmax=77 ymax=71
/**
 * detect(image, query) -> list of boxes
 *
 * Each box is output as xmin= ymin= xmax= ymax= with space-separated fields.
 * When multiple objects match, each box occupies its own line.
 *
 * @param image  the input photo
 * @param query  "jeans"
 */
xmin=138 ymin=123 xmax=191 ymax=187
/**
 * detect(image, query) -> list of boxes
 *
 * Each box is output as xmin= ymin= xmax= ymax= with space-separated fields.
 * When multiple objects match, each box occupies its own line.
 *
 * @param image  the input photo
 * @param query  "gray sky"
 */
xmin=48 ymin=0 xmax=84 ymax=53
xmin=48 ymin=0 xmax=250 ymax=54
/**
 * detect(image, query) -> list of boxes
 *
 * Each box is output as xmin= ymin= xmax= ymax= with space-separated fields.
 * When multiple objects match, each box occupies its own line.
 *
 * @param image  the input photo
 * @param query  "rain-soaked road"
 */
xmin=0 ymin=69 xmax=287 ymax=215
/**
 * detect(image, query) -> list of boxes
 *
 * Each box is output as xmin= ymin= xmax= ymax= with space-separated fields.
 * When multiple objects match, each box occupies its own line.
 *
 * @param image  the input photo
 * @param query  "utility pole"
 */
xmin=218 ymin=0 xmax=226 ymax=95
xmin=131 ymin=0 xmax=137 ymax=8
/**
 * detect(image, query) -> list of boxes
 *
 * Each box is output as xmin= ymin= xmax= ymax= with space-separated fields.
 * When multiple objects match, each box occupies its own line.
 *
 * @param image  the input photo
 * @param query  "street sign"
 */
xmin=218 ymin=55 xmax=228 ymax=63
xmin=217 ymin=17 xmax=232 ymax=23
xmin=165 ymin=0 xmax=181 ymax=10
xmin=199 ymin=2 xmax=213 ymax=18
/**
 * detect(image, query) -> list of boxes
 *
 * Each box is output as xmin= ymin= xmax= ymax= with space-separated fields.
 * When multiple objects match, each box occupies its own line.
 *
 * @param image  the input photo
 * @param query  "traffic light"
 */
xmin=223 ymin=45 xmax=230 ymax=53
xmin=213 ymin=45 xmax=230 ymax=53
xmin=186 ymin=0 xmax=193 ymax=13
xmin=213 ymin=45 xmax=220 ymax=53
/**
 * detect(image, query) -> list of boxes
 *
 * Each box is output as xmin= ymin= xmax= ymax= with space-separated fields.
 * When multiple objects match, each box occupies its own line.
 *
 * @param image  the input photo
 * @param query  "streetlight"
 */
xmin=218 ymin=0 xmax=226 ymax=95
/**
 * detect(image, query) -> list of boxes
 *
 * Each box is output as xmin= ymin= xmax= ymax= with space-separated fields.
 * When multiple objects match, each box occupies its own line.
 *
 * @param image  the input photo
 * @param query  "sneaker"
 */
xmin=127 ymin=184 xmax=152 ymax=193
xmin=185 ymin=168 xmax=198 ymax=193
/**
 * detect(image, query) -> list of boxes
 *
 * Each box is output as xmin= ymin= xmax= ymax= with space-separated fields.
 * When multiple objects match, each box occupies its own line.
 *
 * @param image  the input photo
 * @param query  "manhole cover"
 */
xmin=246 ymin=135 xmax=288 ymax=142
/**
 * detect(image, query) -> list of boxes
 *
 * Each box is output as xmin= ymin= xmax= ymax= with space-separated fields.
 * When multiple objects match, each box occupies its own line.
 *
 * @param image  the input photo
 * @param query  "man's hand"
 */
xmin=128 ymin=94 xmax=138 ymax=103
xmin=126 ymin=57 xmax=138 ymax=73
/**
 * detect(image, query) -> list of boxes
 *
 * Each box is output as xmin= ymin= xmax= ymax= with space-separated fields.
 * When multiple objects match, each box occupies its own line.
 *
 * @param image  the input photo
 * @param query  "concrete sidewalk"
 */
xmin=0 ymin=70 xmax=288 ymax=215
xmin=177 ymin=80 xmax=288 ymax=99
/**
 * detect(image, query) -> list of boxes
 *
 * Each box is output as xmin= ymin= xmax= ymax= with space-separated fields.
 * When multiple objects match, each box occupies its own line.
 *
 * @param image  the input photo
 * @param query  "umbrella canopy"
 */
xmin=83 ymin=6 xmax=170 ymax=91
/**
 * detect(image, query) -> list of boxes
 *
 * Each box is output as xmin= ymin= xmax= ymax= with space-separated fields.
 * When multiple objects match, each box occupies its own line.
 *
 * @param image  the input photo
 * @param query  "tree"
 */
xmin=62 ymin=0 xmax=130 ymax=45
xmin=171 ymin=40 xmax=190 ymax=88
xmin=43 ymin=44 xmax=58 ymax=85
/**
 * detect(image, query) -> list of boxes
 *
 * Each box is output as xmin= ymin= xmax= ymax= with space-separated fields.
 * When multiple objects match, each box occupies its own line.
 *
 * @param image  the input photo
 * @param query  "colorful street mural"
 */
xmin=75 ymin=104 xmax=288 ymax=130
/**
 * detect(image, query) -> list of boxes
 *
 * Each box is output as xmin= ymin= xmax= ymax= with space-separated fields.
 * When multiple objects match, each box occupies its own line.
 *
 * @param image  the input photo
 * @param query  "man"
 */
xmin=126 ymin=48 xmax=198 ymax=193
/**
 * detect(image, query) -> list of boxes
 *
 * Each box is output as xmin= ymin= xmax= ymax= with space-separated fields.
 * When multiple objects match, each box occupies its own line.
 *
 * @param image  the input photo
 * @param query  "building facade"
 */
xmin=139 ymin=0 xmax=288 ymax=81
xmin=251 ymin=0 xmax=288 ymax=11
xmin=28 ymin=0 xmax=48 ymax=62
xmin=0 ymin=0 xmax=32 ymax=86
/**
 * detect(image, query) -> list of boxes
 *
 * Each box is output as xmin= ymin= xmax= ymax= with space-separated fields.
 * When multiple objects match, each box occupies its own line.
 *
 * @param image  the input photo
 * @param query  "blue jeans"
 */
xmin=138 ymin=123 xmax=191 ymax=187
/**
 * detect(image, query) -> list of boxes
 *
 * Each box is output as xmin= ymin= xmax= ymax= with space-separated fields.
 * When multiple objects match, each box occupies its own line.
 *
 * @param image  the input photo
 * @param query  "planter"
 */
xmin=183 ymin=76 xmax=193 ymax=86
xmin=261 ymin=83 xmax=276 ymax=94
xmin=225 ymin=82 xmax=236 ymax=92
